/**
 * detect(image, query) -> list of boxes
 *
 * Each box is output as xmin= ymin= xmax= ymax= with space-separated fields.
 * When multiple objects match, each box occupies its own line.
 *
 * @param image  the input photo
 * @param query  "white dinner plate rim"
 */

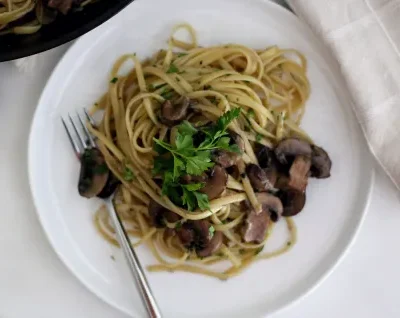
xmin=28 ymin=0 xmax=375 ymax=317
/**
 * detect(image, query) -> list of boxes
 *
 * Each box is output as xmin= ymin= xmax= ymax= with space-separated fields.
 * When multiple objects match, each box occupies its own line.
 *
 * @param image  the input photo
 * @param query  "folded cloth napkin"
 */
xmin=287 ymin=0 xmax=400 ymax=190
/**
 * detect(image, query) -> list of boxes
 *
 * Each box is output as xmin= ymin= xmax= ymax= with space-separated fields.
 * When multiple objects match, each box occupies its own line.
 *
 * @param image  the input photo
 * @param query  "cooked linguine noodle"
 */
xmin=88 ymin=24 xmax=312 ymax=280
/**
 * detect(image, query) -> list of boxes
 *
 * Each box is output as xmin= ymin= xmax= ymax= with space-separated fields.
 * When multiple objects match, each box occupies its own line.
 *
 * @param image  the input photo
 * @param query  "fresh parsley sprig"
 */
xmin=152 ymin=108 xmax=241 ymax=211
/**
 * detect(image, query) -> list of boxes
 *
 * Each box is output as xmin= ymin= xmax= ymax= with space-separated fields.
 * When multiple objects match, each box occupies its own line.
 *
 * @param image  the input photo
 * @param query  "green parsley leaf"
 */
xmin=123 ymin=166 xmax=135 ymax=181
xmin=186 ymin=157 xmax=214 ymax=176
xmin=217 ymin=107 xmax=241 ymax=132
xmin=193 ymin=191 xmax=210 ymax=211
xmin=182 ymin=183 xmax=204 ymax=191
xmin=160 ymin=89 xmax=174 ymax=100
xmin=178 ymin=121 xmax=198 ymax=136
xmin=166 ymin=63 xmax=179 ymax=74
xmin=173 ymin=157 xmax=185 ymax=180
xmin=110 ymin=77 xmax=118 ymax=84
xmin=208 ymin=225 xmax=215 ymax=238
xmin=175 ymin=134 xmax=193 ymax=150
xmin=175 ymin=221 xmax=182 ymax=229
xmin=177 ymin=52 xmax=187 ymax=57
xmin=247 ymin=109 xmax=255 ymax=118
xmin=216 ymin=136 xmax=231 ymax=149
xmin=256 ymin=133 xmax=263 ymax=142
xmin=182 ymin=188 xmax=197 ymax=211
xmin=228 ymin=144 xmax=241 ymax=153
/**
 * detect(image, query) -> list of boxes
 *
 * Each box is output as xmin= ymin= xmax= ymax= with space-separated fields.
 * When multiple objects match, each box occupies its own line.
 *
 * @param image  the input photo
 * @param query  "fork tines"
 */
xmin=61 ymin=110 xmax=96 ymax=158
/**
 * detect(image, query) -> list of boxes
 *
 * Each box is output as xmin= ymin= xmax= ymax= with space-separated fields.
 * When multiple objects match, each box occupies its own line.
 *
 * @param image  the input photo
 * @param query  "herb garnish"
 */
xmin=123 ymin=166 xmax=135 ymax=181
xmin=167 ymin=63 xmax=179 ymax=74
xmin=153 ymin=108 xmax=241 ymax=211
xmin=209 ymin=225 xmax=215 ymax=238
xmin=110 ymin=77 xmax=118 ymax=84
xmin=256 ymin=133 xmax=262 ymax=142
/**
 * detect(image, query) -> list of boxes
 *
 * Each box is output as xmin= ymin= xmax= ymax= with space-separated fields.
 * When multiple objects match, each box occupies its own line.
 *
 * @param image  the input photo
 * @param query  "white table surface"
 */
xmin=1 ymin=3 xmax=400 ymax=318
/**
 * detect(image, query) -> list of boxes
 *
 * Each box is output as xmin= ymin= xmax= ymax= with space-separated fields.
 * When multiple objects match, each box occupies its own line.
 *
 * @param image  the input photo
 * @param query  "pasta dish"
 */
xmin=77 ymin=24 xmax=332 ymax=280
xmin=0 ymin=0 xmax=95 ymax=35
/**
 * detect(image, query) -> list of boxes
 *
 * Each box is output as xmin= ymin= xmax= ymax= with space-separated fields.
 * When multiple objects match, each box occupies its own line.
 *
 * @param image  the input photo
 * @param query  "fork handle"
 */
xmin=105 ymin=197 xmax=162 ymax=318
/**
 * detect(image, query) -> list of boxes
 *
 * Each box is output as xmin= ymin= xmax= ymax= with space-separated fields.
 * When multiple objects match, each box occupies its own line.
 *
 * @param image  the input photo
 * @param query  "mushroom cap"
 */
xmin=257 ymin=146 xmax=275 ymax=168
xmin=78 ymin=148 xmax=109 ymax=198
xmin=246 ymin=164 xmax=275 ymax=192
xmin=199 ymin=165 xmax=228 ymax=200
xmin=278 ymin=189 xmax=306 ymax=217
xmin=242 ymin=210 xmax=270 ymax=243
xmin=97 ymin=173 xmax=120 ymax=199
xmin=160 ymin=96 xmax=190 ymax=126
xmin=274 ymin=138 xmax=312 ymax=165
xmin=177 ymin=220 xmax=215 ymax=253
xmin=310 ymin=145 xmax=332 ymax=178
xmin=288 ymin=155 xmax=311 ymax=192
xmin=241 ymin=193 xmax=283 ymax=243
xmin=228 ymin=131 xmax=245 ymax=153
xmin=148 ymin=199 xmax=179 ymax=228
xmin=197 ymin=231 xmax=223 ymax=257
xmin=212 ymin=150 xmax=240 ymax=168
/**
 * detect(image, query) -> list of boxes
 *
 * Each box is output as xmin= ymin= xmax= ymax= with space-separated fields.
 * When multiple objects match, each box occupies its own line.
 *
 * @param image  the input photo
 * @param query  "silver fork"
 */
xmin=62 ymin=110 xmax=162 ymax=318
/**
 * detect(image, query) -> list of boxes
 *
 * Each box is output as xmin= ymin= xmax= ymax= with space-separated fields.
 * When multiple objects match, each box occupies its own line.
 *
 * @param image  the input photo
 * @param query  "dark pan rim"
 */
xmin=0 ymin=0 xmax=133 ymax=62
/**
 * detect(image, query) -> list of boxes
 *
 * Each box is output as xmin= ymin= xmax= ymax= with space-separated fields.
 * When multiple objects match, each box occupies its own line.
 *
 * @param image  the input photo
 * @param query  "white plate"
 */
xmin=28 ymin=0 xmax=374 ymax=317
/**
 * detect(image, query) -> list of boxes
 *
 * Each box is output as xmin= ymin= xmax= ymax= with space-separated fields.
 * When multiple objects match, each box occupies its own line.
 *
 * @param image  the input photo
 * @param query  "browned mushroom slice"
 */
xmin=177 ymin=220 xmax=220 ymax=256
xmin=48 ymin=0 xmax=74 ymax=14
xmin=274 ymin=138 xmax=312 ymax=164
xmin=228 ymin=131 xmax=245 ymax=152
xmin=246 ymin=164 xmax=274 ymax=192
xmin=160 ymin=96 xmax=190 ymax=126
xmin=279 ymin=189 xmax=306 ymax=217
xmin=197 ymin=231 xmax=223 ymax=257
xmin=242 ymin=193 xmax=283 ymax=243
xmin=310 ymin=145 xmax=332 ymax=179
xmin=212 ymin=150 xmax=240 ymax=168
xmin=199 ymin=165 xmax=228 ymax=200
xmin=148 ymin=199 xmax=180 ymax=228
xmin=97 ymin=173 xmax=121 ymax=199
xmin=288 ymin=155 xmax=311 ymax=192
xmin=212 ymin=131 xmax=244 ymax=168
xmin=242 ymin=209 xmax=270 ymax=243
xmin=78 ymin=148 xmax=109 ymax=198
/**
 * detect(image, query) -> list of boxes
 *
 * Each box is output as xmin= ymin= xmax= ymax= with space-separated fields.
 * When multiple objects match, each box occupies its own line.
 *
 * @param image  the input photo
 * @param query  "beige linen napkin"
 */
xmin=288 ymin=0 xmax=400 ymax=190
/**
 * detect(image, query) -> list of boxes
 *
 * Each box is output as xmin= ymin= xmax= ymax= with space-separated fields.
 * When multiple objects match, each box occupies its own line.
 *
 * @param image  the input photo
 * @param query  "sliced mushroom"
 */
xmin=211 ymin=131 xmax=244 ymax=168
xmin=228 ymin=131 xmax=245 ymax=152
xmin=288 ymin=155 xmax=311 ymax=192
xmin=242 ymin=193 xmax=283 ymax=243
xmin=212 ymin=150 xmax=240 ymax=168
xmin=48 ymin=0 xmax=74 ymax=14
xmin=177 ymin=220 xmax=220 ymax=256
xmin=148 ymin=199 xmax=180 ymax=228
xmin=78 ymin=148 xmax=109 ymax=198
xmin=197 ymin=231 xmax=223 ymax=257
xmin=256 ymin=146 xmax=275 ymax=169
xmin=274 ymin=138 xmax=312 ymax=164
xmin=160 ymin=96 xmax=190 ymax=126
xmin=246 ymin=164 xmax=274 ymax=192
xmin=310 ymin=145 xmax=332 ymax=178
xmin=97 ymin=173 xmax=121 ymax=199
xmin=200 ymin=165 xmax=228 ymax=200
xmin=256 ymin=146 xmax=281 ymax=180
xmin=242 ymin=208 xmax=270 ymax=243
xmin=278 ymin=189 xmax=306 ymax=217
